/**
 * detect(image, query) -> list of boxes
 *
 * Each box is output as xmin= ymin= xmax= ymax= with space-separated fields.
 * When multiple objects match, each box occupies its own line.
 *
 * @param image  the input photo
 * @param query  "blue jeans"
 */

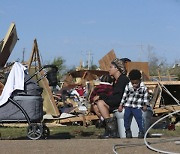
xmin=124 ymin=107 xmax=144 ymax=133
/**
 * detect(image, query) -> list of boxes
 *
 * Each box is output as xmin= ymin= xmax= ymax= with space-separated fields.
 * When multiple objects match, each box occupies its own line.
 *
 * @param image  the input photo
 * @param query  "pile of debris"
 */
xmin=0 ymin=23 xmax=179 ymax=127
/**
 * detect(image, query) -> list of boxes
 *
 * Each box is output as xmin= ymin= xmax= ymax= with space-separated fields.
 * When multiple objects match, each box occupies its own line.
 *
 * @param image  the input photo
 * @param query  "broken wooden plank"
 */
xmin=153 ymin=105 xmax=180 ymax=114
xmin=0 ymin=23 xmax=18 ymax=68
xmin=144 ymin=81 xmax=180 ymax=85
xmin=149 ymin=85 xmax=161 ymax=108
xmin=59 ymin=115 xmax=99 ymax=124
xmin=58 ymin=113 xmax=114 ymax=124
xmin=28 ymin=39 xmax=60 ymax=117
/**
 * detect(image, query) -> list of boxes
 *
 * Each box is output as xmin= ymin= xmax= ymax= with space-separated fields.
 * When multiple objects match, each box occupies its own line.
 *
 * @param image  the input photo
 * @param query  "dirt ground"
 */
xmin=0 ymin=138 xmax=179 ymax=154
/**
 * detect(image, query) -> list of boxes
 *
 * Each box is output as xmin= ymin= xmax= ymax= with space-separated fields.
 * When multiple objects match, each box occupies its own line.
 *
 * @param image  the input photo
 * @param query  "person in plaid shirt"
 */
xmin=118 ymin=69 xmax=150 ymax=138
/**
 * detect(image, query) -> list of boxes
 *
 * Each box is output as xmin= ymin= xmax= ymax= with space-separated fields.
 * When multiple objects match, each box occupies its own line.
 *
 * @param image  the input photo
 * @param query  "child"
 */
xmin=90 ymin=74 xmax=113 ymax=127
xmin=118 ymin=69 xmax=150 ymax=138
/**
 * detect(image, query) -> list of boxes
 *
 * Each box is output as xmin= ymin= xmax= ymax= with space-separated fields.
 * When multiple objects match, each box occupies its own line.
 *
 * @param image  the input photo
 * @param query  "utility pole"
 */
xmin=87 ymin=51 xmax=93 ymax=70
xmin=22 ymin=48 xmax=25 ymax=63
xmin=81 ymin=51 xmax=85 ymax=68
xmin=136 ymin=43 xmax=144 ymax=61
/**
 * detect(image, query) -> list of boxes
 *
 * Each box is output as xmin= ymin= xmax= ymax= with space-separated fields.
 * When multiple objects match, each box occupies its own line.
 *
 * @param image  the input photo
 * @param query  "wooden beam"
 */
xmin=150 ymin=85 xmax=161 ymax=108
xmin=28 ymin=39 xmax=42 ymax=70
xmin=144 ymin=81 xmax=180 ymax=85
xmin=59 ymin=115 xmax=99 ymax=123
xmin=0 ymin=23 xmax=18 ymax=67
xmin=27 ymin=39 xmax=60 ymax=117
xmin=153 ymin=105 xmax=180 ymax=114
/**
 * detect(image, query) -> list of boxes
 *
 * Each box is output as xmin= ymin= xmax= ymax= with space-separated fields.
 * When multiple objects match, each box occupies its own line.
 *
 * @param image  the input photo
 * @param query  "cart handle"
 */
xmin=25 ymin=65 xmax=58 ymax=83
xmin=43 ymin=65 xmax=58 ymax=72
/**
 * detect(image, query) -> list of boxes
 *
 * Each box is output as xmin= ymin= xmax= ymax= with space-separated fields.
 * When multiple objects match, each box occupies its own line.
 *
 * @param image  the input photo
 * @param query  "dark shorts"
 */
xmin=104 ymin=100 xmax=119 ymax=113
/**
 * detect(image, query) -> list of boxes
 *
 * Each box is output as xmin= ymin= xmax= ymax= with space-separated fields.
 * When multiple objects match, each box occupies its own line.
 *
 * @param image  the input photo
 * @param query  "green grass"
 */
xmin=0 ymin=124 xmax=179 ymax=140
xmin=149 ymin=125 xmax=180 ymax=137
xmin=49 ymin=125 xmax=104 ymax=139
xmin=0 ymin=126 xmax=27 ymax=139
xmin=0 ymin=125 xmax=104 ymax=140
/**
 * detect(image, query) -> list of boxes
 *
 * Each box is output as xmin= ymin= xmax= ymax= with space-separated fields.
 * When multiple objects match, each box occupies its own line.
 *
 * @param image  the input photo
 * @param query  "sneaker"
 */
xmin=138 ymin=132 xmax=144 ymax=138
xmin=125 ymin=130 xmax=132 ymax=138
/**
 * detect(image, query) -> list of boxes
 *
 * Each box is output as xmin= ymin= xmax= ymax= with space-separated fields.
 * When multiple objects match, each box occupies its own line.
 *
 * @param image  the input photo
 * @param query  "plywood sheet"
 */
xmin=125 ymin=62 xmax=150 ymax=81
xmin=0 ymin=23 xmax=18 ymax=67
xmin=99 ymin=49 xmax=116 ymax=71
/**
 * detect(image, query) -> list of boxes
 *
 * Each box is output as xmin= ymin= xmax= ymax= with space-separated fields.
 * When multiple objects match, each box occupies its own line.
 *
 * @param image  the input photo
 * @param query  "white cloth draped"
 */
xmin=0 ymin=62 xmax=27 ymax=106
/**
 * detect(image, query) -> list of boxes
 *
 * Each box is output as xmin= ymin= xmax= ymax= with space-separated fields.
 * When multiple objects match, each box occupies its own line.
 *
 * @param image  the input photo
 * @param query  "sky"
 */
xmin=0 ymin=0 xmax=180 ymax=69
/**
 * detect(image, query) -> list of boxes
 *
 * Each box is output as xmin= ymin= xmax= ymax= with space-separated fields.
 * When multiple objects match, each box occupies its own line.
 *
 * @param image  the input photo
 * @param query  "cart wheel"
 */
xmin=27 ymin=123 xmax=43 ymax=140
xmin=42 ymin=125 xmax=50 ymax=139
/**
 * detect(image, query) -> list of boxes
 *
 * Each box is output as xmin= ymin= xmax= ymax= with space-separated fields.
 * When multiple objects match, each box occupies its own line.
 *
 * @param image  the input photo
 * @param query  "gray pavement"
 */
xmin=0 ymin=138 xmax=179 ymax=154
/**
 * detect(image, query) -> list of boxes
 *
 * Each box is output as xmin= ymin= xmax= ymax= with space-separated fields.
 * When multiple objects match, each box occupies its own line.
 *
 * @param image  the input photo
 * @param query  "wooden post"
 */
xmin=28 ymin=39 xmax=60 ymax=117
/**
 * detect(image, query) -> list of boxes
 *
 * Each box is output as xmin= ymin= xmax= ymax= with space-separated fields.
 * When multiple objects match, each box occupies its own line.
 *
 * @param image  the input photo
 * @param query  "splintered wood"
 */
xmin=145 ymin=81 xmax=180 ymax=114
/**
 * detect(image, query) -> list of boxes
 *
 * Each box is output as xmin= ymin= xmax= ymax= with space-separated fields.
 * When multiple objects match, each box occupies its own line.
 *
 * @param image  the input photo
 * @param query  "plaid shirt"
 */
xmin=120 ymin=82 xmax=150 ymax=108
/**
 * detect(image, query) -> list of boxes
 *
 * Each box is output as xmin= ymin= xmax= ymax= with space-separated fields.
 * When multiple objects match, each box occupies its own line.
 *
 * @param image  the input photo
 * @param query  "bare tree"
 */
xmin=148 ymin=51 xmax=169 ymax=76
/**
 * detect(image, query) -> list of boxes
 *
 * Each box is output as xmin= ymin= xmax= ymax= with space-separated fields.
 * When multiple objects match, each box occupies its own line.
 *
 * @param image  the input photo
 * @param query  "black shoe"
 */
xmin=104 ymin=117 xmax=118 ymax=138
xmin=95 ymin=120 xmax=105 ymax=128
xmin=125 ymin=130 xmax=132 ymax=138
xmin=138 ymin=132 xmax=144 ymax=138
xmin=99 ymin=132 xmax=110 ymax=139
xmin=99 ymin=127 xmax=111 ymax=139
